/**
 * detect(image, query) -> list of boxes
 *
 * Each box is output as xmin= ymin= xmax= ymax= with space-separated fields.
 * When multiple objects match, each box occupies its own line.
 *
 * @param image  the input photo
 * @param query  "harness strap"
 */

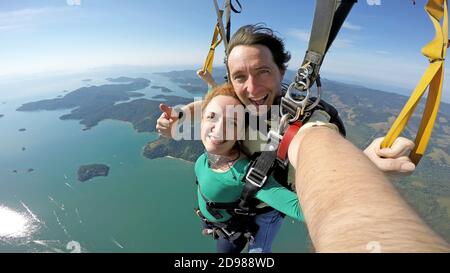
xmin=225 ymin=0 xmax=232 ymax=44
xmin=230 ymin=0 xmax=242 ymax=13
xmin=302 ymin=0 xmax=358 ymax=86
xmin=202 ymin=19 xmax=224 ymax=74
xmin=197 ymin=178 xmax=271 ymax=220
xmin=195 ymin=208 xmax=258 ymax=241
xmin=225 ymin=0 xmax=242 ymax=42
xmin=325 ymin=0 xmax=357 ymax=55
xmin=238 ymin=151 xmax=278 ymax=213
xmin=198 ymin=187 xmax=239 ymax=210
xmin=277 ymin=121 xmax=302 ymax=162
xmin=285 ymin=1 xmax=355 ymax=125
xmin=197 ymin=183 xmax=238 ymax=219
xmin=381 ymin=0 xmax=448 ymax=164
xmin=305 ymin=0 xmax=356 ymax=81
xmin=212 ymin=0 xmax=229 ymax=51
xmin=304 ymin=0 xmax=338 ymax=70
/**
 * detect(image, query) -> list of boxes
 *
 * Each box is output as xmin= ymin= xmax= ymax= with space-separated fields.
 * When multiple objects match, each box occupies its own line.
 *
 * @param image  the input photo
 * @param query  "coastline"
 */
xmin=165 ymin=155 xmax=194 ymax=164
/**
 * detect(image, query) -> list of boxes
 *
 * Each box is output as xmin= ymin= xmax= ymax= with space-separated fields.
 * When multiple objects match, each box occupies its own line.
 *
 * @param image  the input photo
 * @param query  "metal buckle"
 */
xmin=245 ymin=167 xmax=267 ymax=188
xmin=220 ymin=228 xmax=241 ymax=241
xmin=234 ymin=208 xmax=256 ymax=217
xmin=266 ymin=130 xmax=281 ymax=151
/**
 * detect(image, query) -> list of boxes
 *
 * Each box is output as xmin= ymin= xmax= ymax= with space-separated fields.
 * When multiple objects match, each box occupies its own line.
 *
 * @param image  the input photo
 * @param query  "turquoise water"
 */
xmin=0 ymin=67 xmax=309 ymax=252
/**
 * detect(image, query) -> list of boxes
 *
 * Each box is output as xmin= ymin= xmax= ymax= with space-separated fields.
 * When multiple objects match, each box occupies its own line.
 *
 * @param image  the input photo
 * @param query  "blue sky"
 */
xmin=0 ymin=0 xmax=449 ymax=101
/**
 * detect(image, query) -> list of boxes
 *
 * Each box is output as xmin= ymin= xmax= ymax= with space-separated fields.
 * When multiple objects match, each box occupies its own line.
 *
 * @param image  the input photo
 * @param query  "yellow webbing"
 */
xmin=202 ymin=11 xmax=224 ymax=75
xmin=381 ymin=0 xmax=448 ymax=164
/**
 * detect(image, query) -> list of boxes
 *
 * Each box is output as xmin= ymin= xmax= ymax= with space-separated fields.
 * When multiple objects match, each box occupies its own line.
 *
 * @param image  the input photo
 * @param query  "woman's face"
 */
xmin=201 ymin=95 xmax=243 ymax=156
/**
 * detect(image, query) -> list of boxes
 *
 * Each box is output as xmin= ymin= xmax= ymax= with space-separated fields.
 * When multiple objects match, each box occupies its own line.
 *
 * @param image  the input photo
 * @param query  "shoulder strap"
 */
xmin=237 ymin=151 xmax=279 ymax=214
xmin=303 ymin=0 xmax=357 ymax=88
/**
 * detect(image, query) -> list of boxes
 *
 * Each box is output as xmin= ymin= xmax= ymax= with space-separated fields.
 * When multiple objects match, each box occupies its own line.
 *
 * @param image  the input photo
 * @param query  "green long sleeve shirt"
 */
xmin=195 ymin=152 xmax=304 ymax=223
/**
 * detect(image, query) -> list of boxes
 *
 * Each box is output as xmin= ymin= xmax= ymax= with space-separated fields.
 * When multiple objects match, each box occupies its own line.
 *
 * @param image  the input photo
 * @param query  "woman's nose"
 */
xmin=211 ymin=118 xmax=226 ymax=137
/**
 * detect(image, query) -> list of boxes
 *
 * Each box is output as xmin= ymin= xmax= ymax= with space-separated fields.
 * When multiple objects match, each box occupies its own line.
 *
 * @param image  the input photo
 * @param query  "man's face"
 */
xmin=228 ymin=45 xmax=283 ymax=115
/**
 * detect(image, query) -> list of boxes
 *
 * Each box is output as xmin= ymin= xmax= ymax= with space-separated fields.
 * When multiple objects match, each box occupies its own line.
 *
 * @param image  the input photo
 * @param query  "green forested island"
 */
xmin=143 ymin=137 xmax=204 ymax=162
xmin=77 ymin=164 xmax=110 ymax=182
xmin=17 ymin=77 xmax=190 ymax=132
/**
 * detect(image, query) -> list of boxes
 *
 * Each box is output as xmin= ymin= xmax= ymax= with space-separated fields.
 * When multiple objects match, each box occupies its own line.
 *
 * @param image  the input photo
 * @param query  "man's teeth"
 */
xmin=249 ymin=94 xmax=268 ymax=105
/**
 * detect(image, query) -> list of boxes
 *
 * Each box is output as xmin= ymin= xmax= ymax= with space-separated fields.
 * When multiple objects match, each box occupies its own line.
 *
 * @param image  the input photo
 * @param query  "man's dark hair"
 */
xmin=227 ymin=24 xmax=291 ymax=72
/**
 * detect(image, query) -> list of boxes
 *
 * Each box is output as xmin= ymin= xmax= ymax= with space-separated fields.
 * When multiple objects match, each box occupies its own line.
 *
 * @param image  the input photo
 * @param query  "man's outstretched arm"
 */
xmin=288 ymin=126 xmax=450 ymax=253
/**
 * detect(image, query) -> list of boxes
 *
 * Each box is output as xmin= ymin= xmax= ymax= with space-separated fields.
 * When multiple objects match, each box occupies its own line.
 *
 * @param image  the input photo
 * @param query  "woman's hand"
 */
xmin=155 ymin=103 xmax=179 ymax=138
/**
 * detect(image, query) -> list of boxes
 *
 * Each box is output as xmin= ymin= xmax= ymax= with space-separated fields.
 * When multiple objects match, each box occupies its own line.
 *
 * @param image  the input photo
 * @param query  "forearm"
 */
xmin=289 ymin=127 xmax=450 ymax=252
xmin=256 ymin=179 xmax=304 ymax=222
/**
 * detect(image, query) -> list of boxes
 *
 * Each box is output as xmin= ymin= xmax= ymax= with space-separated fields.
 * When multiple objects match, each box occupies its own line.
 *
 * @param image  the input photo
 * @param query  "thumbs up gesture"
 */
xmin=155 ymin=103 xmax=181 ymax=138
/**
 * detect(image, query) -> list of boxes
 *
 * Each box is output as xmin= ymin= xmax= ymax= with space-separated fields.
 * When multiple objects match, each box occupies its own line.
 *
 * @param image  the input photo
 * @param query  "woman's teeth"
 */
xmin=208 ymin=134 xmax=225 ymax=144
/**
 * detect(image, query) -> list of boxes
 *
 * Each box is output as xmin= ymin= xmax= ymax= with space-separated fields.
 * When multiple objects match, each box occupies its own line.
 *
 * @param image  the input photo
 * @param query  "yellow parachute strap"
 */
xmin=381 ymin=0 xmax=448 ymax=164
xmin=202 ymin=21 xmax=223 ymax=75
xmin=202 ymin=3 xmax=226 ymax=75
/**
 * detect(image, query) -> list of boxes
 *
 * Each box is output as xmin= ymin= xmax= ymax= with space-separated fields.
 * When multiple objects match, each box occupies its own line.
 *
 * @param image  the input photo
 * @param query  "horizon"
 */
xmin=1 ymin=64 xmax=449 ymax=105
xmin=0 ymin=0 xmax=449 ymax=102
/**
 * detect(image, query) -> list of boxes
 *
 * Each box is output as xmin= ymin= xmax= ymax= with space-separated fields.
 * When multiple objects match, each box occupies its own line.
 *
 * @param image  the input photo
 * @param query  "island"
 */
xmin=28 ymin=168 xmax=34 ymax=173
xmin=106 ymin=76 xmax=149 ymax=83
xmin=151 ymin=86 xmax=174 ymax=93
xmin=18 ymin=128 xmax=26 ymax=132
xmin=82 ymin=79 xmax=92 ymax=82
xmin=143 ymin=137 xmax=204 ymax=162
xmin=22 ymin=147 xmax=26 ymax=151
xmin=0 ymin=114 xmax=4 ymax=118
xmin=16 ymin=77 xmax=161 ymax=131
xmin=77 ymin=164 xmax=110 ymax=182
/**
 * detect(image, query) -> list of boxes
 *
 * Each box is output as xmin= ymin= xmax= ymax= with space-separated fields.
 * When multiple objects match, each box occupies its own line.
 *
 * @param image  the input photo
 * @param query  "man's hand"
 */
xmin=364 ymin=137 xmax=416 ymax=173
xmin=155 ymin=103 xmax=179 ymax=138
xmin=196 ymin=69 xmax=217 ymax=88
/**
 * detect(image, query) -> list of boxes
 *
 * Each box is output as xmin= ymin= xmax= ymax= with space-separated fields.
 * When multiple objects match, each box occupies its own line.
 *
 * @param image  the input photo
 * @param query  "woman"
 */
xmin=195 ymin=83 xmax=303 ymax=253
